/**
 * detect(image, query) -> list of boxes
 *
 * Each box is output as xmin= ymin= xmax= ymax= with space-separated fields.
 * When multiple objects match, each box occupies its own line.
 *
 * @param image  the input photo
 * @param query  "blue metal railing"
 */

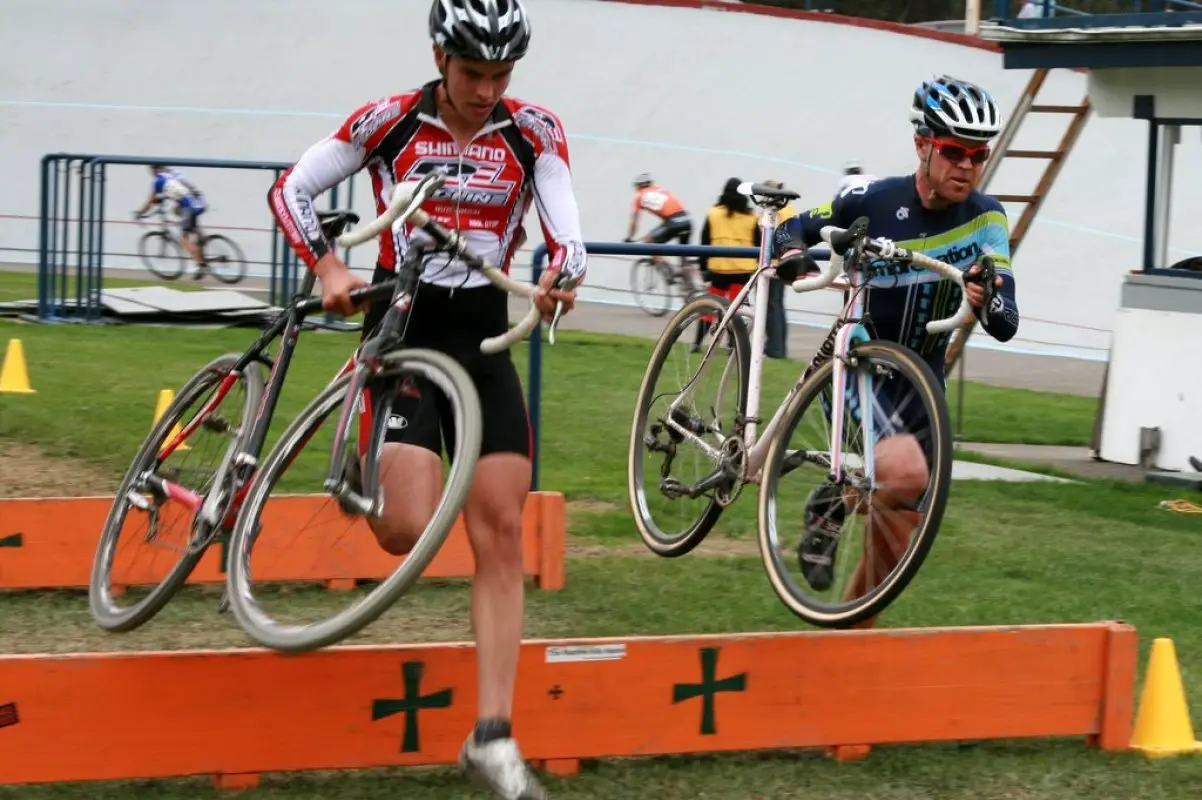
xmin=522 ymin=240 xmax=831 ymax=491
xmin=36 ymin=153 xmax=360 ymax=321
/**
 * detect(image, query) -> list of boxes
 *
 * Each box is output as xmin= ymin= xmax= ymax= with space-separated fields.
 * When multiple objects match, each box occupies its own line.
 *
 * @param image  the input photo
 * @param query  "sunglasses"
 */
xmin=922 ymin=137 xmax=991 ymax=165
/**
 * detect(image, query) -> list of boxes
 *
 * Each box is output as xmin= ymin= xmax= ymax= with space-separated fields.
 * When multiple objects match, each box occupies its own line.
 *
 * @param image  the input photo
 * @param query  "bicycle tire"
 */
xmin=628 ymin=293 xmax=751 ymax=557
xmin=629 ymin=258 xmax=672 ymax=318
xmin=201 ymin=234 xmax=249 ymax=284
xmin=756 ymin=339 xmax=953 ymax=627
xmin=89 ymin=353 xmax=266 ymax=632
xmin=138 ymin=230 xmax=186 ymax=280
xmin=225 ymin=347 xmax=483 ymax=653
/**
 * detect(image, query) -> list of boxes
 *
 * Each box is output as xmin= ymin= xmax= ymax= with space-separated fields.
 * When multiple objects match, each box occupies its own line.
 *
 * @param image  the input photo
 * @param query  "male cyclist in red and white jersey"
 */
xmin=268 ymin=1 xmax=584 ymax=796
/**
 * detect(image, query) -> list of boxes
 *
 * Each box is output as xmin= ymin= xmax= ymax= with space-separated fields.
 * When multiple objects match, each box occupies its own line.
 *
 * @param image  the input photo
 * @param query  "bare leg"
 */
xmin=845 ymin=433 xmax=928 ymax=629
xmin=366 ymin=442 xmax=443 ymax=555
xmin=462 ymin=453 xmax=532 ymax=719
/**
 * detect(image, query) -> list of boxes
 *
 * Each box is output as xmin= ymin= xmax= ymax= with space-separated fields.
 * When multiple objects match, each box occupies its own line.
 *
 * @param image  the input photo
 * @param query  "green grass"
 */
xmin=0 ymin=268 xmax=212 ymax=305
xmin=0 ymin=314 xmax=1198 ymax=798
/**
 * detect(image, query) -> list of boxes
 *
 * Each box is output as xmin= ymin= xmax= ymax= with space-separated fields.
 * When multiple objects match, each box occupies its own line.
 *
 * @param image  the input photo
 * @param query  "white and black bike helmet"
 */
xmin=909 ymin=75 xmax=1003 ymax=142
xmin=429 ymin=0 xmax=532 ymax=62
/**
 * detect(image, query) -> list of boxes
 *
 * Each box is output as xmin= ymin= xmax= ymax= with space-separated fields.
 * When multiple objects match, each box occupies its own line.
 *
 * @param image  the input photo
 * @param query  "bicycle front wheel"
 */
xmin=225 ymin=347 xmax=483 ymax=653
xmin=629 ymin=258 xmax=672 ymax=317
xmin=757 ymin=340 xmax=953 ymax=627
xmin=138 ymin=231 xmax=187 ymax=280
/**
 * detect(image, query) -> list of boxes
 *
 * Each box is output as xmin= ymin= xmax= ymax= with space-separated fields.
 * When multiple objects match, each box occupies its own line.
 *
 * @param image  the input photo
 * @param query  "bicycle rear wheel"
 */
xmin=756 ymin=340 xmax=953 ymax=627
xmin=225 ymin=348 xmax=482 ymax=653
xmin=628 ymin=293 xmax=751 ymax=557
xmin=89 ymin=353 xmax=265 ymax=632
xmin=201 ymin=234 xmax=248 ymax=284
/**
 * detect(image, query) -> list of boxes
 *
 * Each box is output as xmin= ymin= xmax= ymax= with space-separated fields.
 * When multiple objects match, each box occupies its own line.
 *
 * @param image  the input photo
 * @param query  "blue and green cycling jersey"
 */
xmin=775 ymin=174 xmax=1020 ymax=382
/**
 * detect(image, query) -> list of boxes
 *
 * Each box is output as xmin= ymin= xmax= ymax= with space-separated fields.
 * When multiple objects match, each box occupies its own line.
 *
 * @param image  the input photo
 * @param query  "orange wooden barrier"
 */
xmin=0 ymin=491 xmax=565 ymax=592
xmin=0 ymin=621 xmax=1136 ymax=788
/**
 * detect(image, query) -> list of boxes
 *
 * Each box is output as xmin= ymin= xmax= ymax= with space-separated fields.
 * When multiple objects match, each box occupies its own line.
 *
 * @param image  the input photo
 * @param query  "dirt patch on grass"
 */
xmin=0 ymin=441 xmax=118 ymax=498
xmin=566 ymin=498 xmax=623 ymax=514
xmin=566 ymin=535 xmax=759 ymax=558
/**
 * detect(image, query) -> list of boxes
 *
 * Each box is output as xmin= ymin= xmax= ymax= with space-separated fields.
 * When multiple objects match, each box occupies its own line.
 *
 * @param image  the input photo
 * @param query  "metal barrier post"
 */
xmin=37 ymin=155 xmax=54 ymax=320
xmin=527 ymin=244 xmax=548 ymax=492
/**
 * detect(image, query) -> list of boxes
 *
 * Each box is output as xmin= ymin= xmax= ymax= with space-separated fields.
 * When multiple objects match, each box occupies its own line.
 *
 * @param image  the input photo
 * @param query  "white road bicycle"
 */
xmin=627 ymin=181 xmax=974 ymax=627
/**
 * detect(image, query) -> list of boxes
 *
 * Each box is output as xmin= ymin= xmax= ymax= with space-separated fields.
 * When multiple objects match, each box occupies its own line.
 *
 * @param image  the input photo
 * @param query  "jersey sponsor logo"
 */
xmin=402 ymin=157 xmax=517 ymax=207
xmin=930 ymin=241 xmax=981 ymax=266
xmin=349 ymin=100 xmax=402 ymax=149
xmin=514 ymin=105 xmax=563 ymax=144
xmin=413 ymin=140 xmax=509 ymax=162
xmin=291 ymin=192 xmax=322 ymax=240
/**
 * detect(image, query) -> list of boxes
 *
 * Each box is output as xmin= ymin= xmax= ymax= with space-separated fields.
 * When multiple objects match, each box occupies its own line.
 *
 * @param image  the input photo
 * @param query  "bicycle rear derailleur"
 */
xmin=643 ymin=408 xmax=746 ymax=507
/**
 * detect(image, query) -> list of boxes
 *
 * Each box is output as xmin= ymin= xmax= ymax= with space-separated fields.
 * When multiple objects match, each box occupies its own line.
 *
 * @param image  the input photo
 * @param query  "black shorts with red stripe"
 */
xmin=360 ymin=266 xmax=532 ymax=461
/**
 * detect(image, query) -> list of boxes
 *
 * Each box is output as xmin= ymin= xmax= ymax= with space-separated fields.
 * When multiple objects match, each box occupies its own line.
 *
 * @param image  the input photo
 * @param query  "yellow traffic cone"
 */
xmin=0 ymin=339 xmax=36 ymax=394
xmin=153 ymin=389 xmax=190 ymax=452
xmin=1130 ymin=637 xmax=1202 ymax=758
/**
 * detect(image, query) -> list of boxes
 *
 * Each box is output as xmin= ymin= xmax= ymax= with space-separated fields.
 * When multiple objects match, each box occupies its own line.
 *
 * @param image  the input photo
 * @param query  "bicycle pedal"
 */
xmin=217 ymin=590 xmax=231 ymax=615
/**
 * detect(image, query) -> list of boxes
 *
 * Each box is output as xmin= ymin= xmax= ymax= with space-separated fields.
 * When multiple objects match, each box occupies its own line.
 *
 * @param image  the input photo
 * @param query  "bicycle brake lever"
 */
xmin=969 ymin=257 xmax=999 ymax=314
xmin=546 ymin=272 xmax=581 ymax=346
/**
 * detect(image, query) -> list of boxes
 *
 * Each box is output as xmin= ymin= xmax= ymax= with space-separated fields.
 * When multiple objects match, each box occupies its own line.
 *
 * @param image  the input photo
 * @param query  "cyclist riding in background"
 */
xmin=775 ymin=75 xmax=1019 ymax=627
xmin=625 ymin=173 xmax=693 ymax=275
xmin=835 ymin=159 xmax=877 ymax=196
xmin=268 ymin=1 xmax=585 ymax=797
xmin=134 ymin=164 xmax=209 ymax=278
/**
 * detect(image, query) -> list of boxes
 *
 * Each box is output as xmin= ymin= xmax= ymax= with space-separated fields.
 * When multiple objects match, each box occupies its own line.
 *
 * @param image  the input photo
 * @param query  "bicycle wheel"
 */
xmin=201 ymin=234 xmax=248 ymax=284
xmin=756 ymin=340 xmax=953 ymax=627
xmin=628 ymin=293 xmax=751 ymax=557
xmin=225 ymin=347 xmax=483 ymax=653
xmin=629 ymin=258 xmax=672 ymax=317
xmin=89 ymin=353 xmax=265 ymax=632
xmin=138 ymin=230 xmax=187 ymax=280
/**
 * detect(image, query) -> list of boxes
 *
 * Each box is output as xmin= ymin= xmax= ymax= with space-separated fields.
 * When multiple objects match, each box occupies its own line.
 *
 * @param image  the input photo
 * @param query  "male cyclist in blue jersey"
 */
xmin=774 ymin=75 xmax=1020 ymax=626
xmin=134 ymin=165 xmax=209 ymax=278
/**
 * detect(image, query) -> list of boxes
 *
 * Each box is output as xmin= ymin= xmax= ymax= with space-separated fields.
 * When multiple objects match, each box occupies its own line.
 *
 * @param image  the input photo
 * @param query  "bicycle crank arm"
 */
xmin=324 ymin=478 xmax=385 ymax=519
xmin=660 ymin=468 xmax=732 ymax=500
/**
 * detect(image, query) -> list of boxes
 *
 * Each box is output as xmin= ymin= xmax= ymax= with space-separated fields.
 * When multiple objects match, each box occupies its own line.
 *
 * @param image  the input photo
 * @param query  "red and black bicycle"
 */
xmin=88 ymin=173 xmax=562 ymax=652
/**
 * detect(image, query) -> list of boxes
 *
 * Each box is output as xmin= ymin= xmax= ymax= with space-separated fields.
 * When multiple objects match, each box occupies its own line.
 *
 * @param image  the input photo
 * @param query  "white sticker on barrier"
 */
xmin=544 ymin=644 xmax=627 ymax=663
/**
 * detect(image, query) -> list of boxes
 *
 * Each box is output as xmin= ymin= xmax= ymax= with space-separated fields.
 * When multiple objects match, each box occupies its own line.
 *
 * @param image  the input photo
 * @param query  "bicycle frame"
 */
xmin=141 ymin=172 xmax=556 ymax=539
xmin=661 ymin=198 xmax=877 ymax=487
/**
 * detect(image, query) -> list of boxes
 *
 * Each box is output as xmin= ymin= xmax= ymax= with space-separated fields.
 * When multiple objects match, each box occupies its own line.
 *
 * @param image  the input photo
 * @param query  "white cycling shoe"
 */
xmin=459 ymin=735 xmax=548 ymax=799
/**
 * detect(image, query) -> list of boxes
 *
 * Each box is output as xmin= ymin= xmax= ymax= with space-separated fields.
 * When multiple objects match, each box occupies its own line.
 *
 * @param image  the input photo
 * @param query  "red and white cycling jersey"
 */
xmin=269 ymin=80 xmax=587 ymax=290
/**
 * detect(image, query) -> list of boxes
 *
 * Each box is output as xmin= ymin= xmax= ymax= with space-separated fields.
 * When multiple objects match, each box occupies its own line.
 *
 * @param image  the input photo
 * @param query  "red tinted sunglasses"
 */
xmin=923 ymin=137 xmax=991 ymax=165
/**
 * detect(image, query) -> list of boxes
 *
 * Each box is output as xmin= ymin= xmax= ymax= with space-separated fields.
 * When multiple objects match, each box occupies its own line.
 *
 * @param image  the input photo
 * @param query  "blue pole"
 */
xmin=528 ymin=244 xmax=547 ymax=492
xmin=37 ymin=155 xmax=52 ymax=321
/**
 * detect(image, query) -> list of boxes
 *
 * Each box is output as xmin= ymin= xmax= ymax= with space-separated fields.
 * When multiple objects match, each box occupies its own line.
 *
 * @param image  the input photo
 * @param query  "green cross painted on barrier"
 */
xmin=371 ymin=661 xmax=454 ymax=753
xmin=0 ymin=534 xmax=23 ymax=548
xmin=672 ymin=647 xmax=747 ymax=736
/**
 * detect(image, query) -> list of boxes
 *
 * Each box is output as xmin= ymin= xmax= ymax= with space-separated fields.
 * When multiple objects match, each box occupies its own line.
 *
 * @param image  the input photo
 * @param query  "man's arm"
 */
xmin=974 ymin=207 xmax=1020 ymax=342
xmin=626 ymin=199 xmax=641 ymax=242
xmin=517 ymin=105 xmax=587 ymax=286
xmin=772 ymin=189 xmax=858 ymax=263
xmin=266 ymin=96 xmax=407 ymax=270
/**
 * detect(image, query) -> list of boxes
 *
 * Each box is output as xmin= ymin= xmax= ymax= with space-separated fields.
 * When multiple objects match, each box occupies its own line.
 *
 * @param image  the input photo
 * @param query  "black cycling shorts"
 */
xmin=648 ymin=211 xmax=692 ymax=246
xmin=359 ymin=266 xmax=532 ymax=462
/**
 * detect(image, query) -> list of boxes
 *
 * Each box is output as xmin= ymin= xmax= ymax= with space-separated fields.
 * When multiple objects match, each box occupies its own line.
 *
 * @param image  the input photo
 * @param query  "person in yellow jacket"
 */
xmin=695 ymin=177 xmax=761 ymax=350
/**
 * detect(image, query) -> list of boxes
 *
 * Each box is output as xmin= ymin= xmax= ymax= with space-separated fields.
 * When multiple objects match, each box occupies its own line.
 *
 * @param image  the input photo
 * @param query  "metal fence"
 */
xmin=37 ymin=153 xmax=361 ymax=321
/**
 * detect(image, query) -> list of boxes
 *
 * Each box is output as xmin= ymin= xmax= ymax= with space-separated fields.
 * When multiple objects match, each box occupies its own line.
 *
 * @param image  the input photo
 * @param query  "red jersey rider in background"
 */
xmin=267 ymin=1 xmax=583 ymax=797
xmin=625 ymin=173 xmax=693 ymax=277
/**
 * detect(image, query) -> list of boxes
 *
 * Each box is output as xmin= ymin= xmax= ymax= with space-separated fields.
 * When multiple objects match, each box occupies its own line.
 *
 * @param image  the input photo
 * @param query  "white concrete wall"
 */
xmin=1 ymin=0 xmax=1199 ymax=361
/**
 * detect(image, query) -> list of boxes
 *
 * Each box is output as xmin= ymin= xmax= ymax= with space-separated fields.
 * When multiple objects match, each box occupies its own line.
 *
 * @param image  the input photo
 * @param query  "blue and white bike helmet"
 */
xmin=909 ymin=75 xmax=1003 ymax=142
